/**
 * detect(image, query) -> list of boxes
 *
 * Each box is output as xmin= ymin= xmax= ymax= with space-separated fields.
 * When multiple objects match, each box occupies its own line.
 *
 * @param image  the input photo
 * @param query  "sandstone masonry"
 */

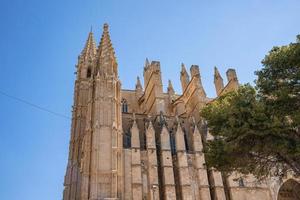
xmin=62 ymin=24 xmax=300 ymax=200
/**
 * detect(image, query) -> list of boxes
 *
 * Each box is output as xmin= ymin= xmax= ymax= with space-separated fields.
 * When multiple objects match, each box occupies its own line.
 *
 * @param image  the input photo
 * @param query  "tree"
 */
xmin=201 ymin=35 xmax=300 ymax=178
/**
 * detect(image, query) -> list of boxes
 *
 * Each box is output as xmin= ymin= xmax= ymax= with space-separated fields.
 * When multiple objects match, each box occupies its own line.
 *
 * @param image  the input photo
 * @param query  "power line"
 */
xmin=0 ymin=90 xmax=71 ymax=119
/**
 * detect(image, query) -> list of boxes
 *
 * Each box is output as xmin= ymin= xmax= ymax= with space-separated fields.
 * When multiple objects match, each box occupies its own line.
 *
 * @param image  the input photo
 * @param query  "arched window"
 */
xmin=170 ymin=131 xmax=176 ymax=155
xmin=86 ymin=68 xmax=92 ymax=78
xmin=121 ymin=99 xmax=128 ymax=113
xmin=184 ymin=131 xmax=190 ymax=152
xmin=278 ymin=179 xmax=300 ymax=200
xmin=123 ymin=132 xmax=131 ymax=148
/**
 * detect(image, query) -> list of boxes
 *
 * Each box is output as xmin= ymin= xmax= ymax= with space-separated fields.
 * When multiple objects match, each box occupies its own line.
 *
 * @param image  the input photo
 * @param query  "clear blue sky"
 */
xmin=0 ymin=0 xmax=299 ymax=199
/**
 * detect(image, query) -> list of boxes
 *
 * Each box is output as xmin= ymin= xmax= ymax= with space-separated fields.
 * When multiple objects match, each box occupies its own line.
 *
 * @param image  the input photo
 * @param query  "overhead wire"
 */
xmin=0 ymin=90 xmax=70 ymax=119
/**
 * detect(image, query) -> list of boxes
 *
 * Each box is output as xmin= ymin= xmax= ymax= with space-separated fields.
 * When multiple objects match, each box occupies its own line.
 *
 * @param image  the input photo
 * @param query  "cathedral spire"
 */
xmin=80 ymin=30 xmax=97 ymax=61
xmin=97 ymin=23 xmax=117 ymax=75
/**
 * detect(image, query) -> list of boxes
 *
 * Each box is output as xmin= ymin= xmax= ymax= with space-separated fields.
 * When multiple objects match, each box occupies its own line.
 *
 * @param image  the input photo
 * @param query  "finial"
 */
xmin=90 ymin=25 xmax=93 ymax=32
xmin=103 ymin=23 xmax=109 ymax=31
xmin=145 ymin=58 xmax=150 ymax=68
xmin=181 ymin=63 xmax=185 ymax=69
xmin=137 ymin=76 xmax=141 ymax=84
xmin=136 ymin=76 xmax=142 ymax=90
xmin=133 ymin=113 xmax=136 ymax=121
xmin=168 ymin=80 xmax=172 ymax=87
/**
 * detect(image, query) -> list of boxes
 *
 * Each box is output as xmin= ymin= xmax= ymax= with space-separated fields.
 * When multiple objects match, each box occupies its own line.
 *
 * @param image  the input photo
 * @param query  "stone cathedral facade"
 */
xmin=62 ymin=24 xmax=300 ymax=200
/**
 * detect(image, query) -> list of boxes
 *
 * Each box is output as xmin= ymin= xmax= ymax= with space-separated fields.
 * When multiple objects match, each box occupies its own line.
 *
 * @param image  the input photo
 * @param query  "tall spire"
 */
xmin=97 ymin=23 xmax=117 ymax=75
xmin=80 ymin=31 xmax=97 ymax=61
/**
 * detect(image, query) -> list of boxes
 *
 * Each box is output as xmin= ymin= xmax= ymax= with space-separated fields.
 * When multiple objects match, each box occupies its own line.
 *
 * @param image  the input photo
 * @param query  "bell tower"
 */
xmin=63 ymin=23 xmax=123 ymax=200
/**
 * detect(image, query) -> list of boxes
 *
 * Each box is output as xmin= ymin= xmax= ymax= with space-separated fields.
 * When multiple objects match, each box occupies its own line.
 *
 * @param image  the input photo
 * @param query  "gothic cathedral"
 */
xmin=62 ymin=24 xmax=300 ymax=200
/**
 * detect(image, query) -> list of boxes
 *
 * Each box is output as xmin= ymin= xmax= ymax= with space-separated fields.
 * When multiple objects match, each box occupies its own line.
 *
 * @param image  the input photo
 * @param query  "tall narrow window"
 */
xmin=170 ymin=132 xmax=176 ymax=155
xmin=184 ymin=131 xmax=189 ymax=151
xmin=123 ymin=132 xmax=131 ymax=148
xmin=86 ymin=68 xmax=92 ymax=78
xmin=121 ymin=99 xmax=128 ymax=113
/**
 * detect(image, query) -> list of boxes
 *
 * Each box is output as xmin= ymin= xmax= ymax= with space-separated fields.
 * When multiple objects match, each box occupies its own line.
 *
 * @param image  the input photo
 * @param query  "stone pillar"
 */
xmin=80 ymin=81 xmax=94 ymax=200
xmin=191 ymin=124 xmax=211 ymax=200
xmin=146 ymin=120 xmax=160 ymax=200
xmin=130 ymin=115 xmax=143 ymax=200
xmin=160 ymin=124 xmax=176 ymax=200
xmin=214 ymin=66 xmax=224 ymax=96
xmin=226 ymin=68 xmax=239 ymax=91
xmin=123 ymin=149 xmax=132 ymax=200
xmin=175 ymin=119 xmax=192 ymax=200
xmin=180 ymin=63 xmax=190 ymax=92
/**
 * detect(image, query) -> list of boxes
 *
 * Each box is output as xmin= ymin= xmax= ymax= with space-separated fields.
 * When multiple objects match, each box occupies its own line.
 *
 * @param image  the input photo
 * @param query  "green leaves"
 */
xmin=201 ymin=35 xmax=300 ymax=178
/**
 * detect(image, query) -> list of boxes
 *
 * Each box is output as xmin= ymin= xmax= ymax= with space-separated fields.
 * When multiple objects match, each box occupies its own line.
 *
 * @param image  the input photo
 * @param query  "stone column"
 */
xmin=191 ymin=124 xmax=211 ymax=200
xmin=160 ymin=124 xmax=176 ymax=200
xmin=175 ymin=119 xmax=192 ymax=200
xmin=131 ymin=115 xmax=143 ymax=200
xmin=146 ymin=120 xmax=160 ymax=200
xmin=123 ymin=149 xmax=132 ymax=200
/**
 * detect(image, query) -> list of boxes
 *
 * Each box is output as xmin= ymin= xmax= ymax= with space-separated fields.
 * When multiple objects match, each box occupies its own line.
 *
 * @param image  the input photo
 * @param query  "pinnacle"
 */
xmin=181 ymin=63 xmax=186 ymax=72
xmin=181 ymin=63 xmax=189 ymax=76
xmin=136 ymin=76 xmax=142 ymax=89
xmin=97 ymin=23 xmax=116 ymax=63
xmin=148 ymin=119 xmax=154 ymax=130
xmin=175 ymin=117 xmax=183 ymax=133
xmin=168 ymin=80 xmax=174 ymax=89
xmin=103 ymin=23 xmax=109 ymax=31
xmin=80 ymin=30 xmax=97 ymax=61
xmin=131 ymin=113 xmax=138 ymax=128
xmin=168 ymin=80 xmax=175 ymax=94
xmin=214 ymin=66 xmax=222 ymax=78
xmin=161 ymin=123 xmax=168 ymax=134
xmin=193 ymin=124 xmax=200 ymax=135
xmin=145 ymin=58 xmax=150 ymax=68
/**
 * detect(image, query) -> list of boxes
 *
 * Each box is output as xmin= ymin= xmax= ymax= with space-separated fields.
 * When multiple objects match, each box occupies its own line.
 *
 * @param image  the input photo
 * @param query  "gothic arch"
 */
xmin=121 ymin=98 xmax=128 ymax=113
xmin=277 ymin=179 xmax=300 ymax=200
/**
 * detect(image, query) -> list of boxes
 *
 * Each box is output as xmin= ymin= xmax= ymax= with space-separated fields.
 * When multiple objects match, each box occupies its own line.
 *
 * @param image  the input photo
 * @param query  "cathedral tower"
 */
xmin=63 ymin=24 xmax=123 ymax=200
xmin=62 ymin=23 xmax=284 ymax=200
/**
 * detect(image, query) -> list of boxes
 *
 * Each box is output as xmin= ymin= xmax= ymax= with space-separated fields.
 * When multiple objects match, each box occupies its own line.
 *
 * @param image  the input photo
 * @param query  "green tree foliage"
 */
xmin=201 ymin=36 xmax=300 ymax=178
